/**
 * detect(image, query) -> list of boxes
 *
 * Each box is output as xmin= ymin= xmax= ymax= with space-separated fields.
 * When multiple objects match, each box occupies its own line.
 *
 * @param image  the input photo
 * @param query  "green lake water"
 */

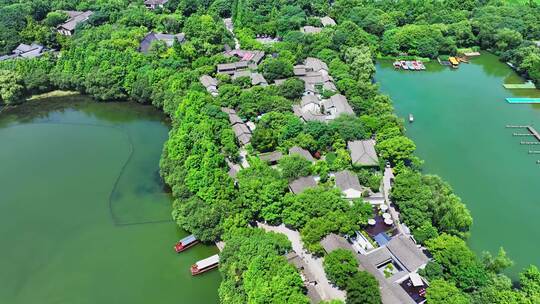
xmin=0 ymin=96 xmax=220 ymax=303
xmin=376 ymin=54 xmax=540 ymax=278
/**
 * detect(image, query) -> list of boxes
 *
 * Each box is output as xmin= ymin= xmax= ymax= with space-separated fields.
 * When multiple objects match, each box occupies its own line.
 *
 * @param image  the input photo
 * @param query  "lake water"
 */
xmin=376 ymin=54 xmax=540 ymax=278
xmin=0 ymin=96 xmax=220 ymax=303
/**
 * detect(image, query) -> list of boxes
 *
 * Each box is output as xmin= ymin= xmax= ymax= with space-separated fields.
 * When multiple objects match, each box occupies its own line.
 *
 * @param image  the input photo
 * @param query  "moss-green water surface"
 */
xmin=0 ymin=96 xmax=220 ymax=303
xmin=376 ymin=54 xmax=540 ymax=278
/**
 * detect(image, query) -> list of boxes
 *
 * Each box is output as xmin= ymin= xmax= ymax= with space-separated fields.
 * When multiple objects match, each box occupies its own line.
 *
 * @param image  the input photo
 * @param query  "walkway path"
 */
xmin=257 ymin=223 xmax=346 ymax=301
xmin=223 ymin=18 xmax=240 ymax=50
xmin=383 ymin=167 xmax=405 ymax=235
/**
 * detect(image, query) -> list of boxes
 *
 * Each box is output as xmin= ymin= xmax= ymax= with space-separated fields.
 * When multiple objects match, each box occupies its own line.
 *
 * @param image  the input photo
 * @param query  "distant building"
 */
xmin=320 ymin=16 xmax=337 ymax=27
xmin=322 ymin=94 xmax=355 ymax=119
xmin=285 ymin=251 xmax=322 ymax=303
xmin=289 ymin=176 xmax=318 ymax=194
xmin=300 ymin=26 xmax=322 ymax=34
xmin=348 ymin=140 xmax=379 ymax=167
xmin=57 ymin=11 xmax=93 ymax=36
xmin=320 ymin=233 xmax=430 ymax=304
xmin=144 ymin=0 xmax=169 ymax=10
xmin=289 ymin=146 xmax=315 ymax=163
xmin=258 ymin=151 xmax=283 ymax=165
xmin=334 ymin=170 xmax=364 ymax=199
xmin=139 ymin=32 xmax=185 ymax=53
xmin=293 ymin=93 xmax=354 ymax=123
xmin=217 ymin=50 xmax=266 ymax=76
xmin=199 ymin=75 xmax=219 ymax=96
xmin=231 ymin=71 xmax=268 ymax=87
xmin=222 ymin=107 xmax=252 ymax=146
xmin=0 ymin=43 xmax=45 ymax=61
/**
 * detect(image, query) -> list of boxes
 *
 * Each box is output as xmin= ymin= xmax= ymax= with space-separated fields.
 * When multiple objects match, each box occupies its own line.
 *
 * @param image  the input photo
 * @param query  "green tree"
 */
xmin=278 ymin=77 xmax=305 ymax=100
xmin=0 ymin=70 xmax=24 ymax=105
xmin=243 ymin=255 xmax=310 ymax=304
xmin=377 ymin=136 xmax=416 ymax=165
xmin=278 ymin=155 xmax=312 ymax=180
xmin=346 ymin=271 xmax=381 ymax=304
xmin=482 ymin=248 xmax=513 ymax=274
xmin=258 ymin=58 xmax=293 ymax=83
xmin=426 ymin=234 xmax=488 ymax=291
xmin=426 ymin=279 xmax=471 ymax=304
xmin=324 ymin=249 xmax=359 ymax=289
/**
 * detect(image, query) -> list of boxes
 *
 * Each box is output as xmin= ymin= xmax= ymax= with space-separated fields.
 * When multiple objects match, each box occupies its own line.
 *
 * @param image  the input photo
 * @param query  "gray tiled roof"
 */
xmin=289 ymin=146 xmax=315 ymax=162
xmin=320 ymin=234 xmax=350 ymax=253
xmin=139 ymin=32 xmax=185 ymax=53
xmin=348 ymin=139 xmax=379 ymax=166
xmin=58 ymin=11 xmax=93 ymax=31
xmin=144 ymin=0 xmax=168 ymax=5
xmin=334 ymin=170 xmax=362 ymax=192
xmin=387 ymin=235 xmax=429 ymax=272
xmin=199 ymin=75 xmax=218 ymax=88
xmin=289 ymin=176 xmax=317 ymax=194
xmin=304 ymin=57 xmax=329 ymax=72
xmin=259 ymin=151 xmax=283 ymax=163
xmin=301 ymin=26 xmax=322 ymax=34
xmin=323 ymin=94 xmax=355 ymax=118
xmin=320 ymin=16 xmax=337 ymax=27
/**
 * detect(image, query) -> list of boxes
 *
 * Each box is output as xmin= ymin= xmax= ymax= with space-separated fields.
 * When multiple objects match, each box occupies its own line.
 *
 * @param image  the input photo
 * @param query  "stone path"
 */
xmin=258 ymin=222 xmax=346 ymax=301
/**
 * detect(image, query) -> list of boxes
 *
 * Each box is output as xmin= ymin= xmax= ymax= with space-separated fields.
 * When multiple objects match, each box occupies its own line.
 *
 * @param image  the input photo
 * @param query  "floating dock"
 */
xmin=503 ymin=82 xmax=536 ymax=89
xmin=506 ymin=98 xmax=540 ymax=104
xmin=527 ymin=126 xmax=540 ymax=142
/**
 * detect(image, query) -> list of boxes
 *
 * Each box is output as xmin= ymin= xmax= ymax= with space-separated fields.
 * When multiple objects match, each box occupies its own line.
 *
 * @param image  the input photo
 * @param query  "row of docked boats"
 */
xmin=174 ymin=234 xmax=220 ymax=276
xmin=393 ymin=60 xmax=426 ymax=71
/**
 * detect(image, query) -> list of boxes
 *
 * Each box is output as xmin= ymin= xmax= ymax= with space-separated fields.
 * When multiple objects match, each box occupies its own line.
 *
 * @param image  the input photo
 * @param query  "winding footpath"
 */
xmin=257 ymin=222 xmax=347 ymax=301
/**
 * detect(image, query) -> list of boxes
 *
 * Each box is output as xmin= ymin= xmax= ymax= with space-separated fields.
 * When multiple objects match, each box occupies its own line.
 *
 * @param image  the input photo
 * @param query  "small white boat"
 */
xmin=409 ymin=114 xmax=414 ymax=123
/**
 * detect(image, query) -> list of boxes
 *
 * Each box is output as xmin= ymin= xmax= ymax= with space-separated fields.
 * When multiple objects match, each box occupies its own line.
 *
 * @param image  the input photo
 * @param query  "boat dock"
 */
xmin=393 ymin=60 xmax=426 ymax=71
xmin=503 ymin=82 xmax=536 ymax=89
xmin=508 ymin=125 xmax=540 ymax=142
xmin=506 ymin=98 xmax=540 ymax=104
xmin=527 ymin=126 xmax=540 ymax=142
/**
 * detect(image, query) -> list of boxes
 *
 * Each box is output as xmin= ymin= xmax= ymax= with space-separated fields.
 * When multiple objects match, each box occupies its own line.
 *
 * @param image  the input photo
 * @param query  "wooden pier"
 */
xmin=527 ymin=126 xmax=540 ymax=142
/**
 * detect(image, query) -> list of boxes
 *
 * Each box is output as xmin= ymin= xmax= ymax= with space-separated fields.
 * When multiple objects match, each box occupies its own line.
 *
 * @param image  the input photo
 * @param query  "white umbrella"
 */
xmin=384 ymin=218 xmax=394 ymax=225
xmin=368 ymin=219 xmax=376 ymax=226
xmin=382 ymin=213 xmax=391 ymax=219
xmin=380 ymin=205 xmax=389 ymax=212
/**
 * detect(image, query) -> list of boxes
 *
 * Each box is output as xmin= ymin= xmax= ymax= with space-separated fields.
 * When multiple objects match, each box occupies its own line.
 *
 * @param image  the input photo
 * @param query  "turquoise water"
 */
xmin=0 ymin=96 xmax=220 ymax=303
xmin=376 ymin=54 xmax=540 ymax=278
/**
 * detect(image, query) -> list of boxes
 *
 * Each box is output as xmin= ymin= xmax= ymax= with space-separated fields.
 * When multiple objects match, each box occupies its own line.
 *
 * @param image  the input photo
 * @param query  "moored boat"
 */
xmin=417 ymin=61 xmax=426 ymax=70
xmin=174 ymin=234 xmax=199 ymax=253
xmin=406 ymin=61 xmax=415 ymax=70
xmin=393 ymin=61 xmax=401 ymax=69
xmin=191 ymin=254 xmax=220 ymax=275
xmin=400 ymin=61 xmax=408 ymax=70
xmin=412 ymin=61 xmax=420 ymax=70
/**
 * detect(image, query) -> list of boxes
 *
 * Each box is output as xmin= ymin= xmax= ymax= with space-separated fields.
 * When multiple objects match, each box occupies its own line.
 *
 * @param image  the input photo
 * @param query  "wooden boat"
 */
xmin=409 ymin=114 xmax=414 ymax=123
xmin=174 ymin=234 xmax=199 ymax=253
xmin=449 ymin=57 xmax=459 ymax=68
xmin=191 ymin=254 xmax=220 ymax=275
xmin=400 ymin=61 xmax=408 ymax=70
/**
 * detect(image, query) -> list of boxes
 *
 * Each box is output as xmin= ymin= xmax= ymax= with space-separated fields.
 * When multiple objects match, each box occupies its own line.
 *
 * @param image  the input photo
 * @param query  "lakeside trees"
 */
xmin=1 ymin=0 xmax=540 ymax=303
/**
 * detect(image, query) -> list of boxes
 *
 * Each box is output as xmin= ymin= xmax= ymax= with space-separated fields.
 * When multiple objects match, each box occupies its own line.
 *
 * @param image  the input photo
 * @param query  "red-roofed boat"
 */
xmin=174 ymin=234 xmax=199 ymax=253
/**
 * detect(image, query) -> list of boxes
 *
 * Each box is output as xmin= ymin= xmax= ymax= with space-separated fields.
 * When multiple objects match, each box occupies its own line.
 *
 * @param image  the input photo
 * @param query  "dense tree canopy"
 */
xmin=2 ymin=0 xmax=539 ymax=303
